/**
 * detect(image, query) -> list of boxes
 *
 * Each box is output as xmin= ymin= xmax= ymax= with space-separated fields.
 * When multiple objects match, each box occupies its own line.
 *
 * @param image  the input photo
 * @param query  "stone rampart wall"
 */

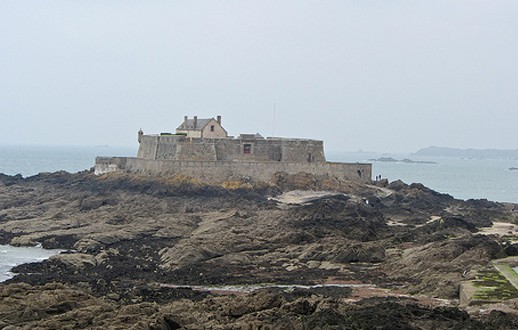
xmin=137 ymin=136 xmax=159 ymax=159
xmin=95 ymin=157 xmax=372 ymax=183
xmin=136 ymin=135 xmax=326 ymax=163
xmin=176 ymin=141 xmax=217 ymax=161
xmin=280 ymin=139 xmax=325 ymax=162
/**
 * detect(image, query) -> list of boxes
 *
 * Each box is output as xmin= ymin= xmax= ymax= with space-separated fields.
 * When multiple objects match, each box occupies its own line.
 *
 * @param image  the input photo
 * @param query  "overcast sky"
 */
xmin=1 ymin=1 xmax=517 ymax=153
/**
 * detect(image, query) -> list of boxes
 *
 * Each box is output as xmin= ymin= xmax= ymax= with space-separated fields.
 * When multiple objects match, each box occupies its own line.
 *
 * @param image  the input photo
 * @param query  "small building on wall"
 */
xmin=176 ymin=115 xmax=228 ymax=138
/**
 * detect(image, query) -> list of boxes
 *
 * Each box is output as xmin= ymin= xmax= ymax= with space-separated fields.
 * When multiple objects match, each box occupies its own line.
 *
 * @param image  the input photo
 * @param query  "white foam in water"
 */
xmin=0 ymin=245 xmax=63 ymax=282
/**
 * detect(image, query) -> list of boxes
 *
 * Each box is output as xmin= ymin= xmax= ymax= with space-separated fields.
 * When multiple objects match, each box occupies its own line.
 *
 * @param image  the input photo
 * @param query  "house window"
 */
xmin=210 ymin=125 xmax=215 ymax=132
xmin=243 ymin=144 xmax=252 ymax=154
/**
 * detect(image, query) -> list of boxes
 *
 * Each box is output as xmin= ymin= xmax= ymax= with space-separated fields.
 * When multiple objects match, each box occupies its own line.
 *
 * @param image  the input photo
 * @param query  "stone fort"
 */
xmin=95 ymin=115 xmax=372 ymax=183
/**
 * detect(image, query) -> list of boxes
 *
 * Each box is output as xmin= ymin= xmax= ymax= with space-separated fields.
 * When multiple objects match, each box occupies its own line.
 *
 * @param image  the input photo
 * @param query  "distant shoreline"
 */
xmin=368 ymin=157 xmax=437 ymax=165
xmin=414 ymin=146 xmax=518 ymax=159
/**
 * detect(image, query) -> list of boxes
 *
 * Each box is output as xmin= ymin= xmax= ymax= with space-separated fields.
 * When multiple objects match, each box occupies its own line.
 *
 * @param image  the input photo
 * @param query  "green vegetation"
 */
xmin=472 ymin=267 xmax=518 ymax=300
xmin=160 ymin=132 xmax=188 ymax=136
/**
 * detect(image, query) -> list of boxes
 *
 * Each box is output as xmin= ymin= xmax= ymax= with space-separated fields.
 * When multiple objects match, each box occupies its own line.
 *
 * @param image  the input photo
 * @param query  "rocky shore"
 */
xmin=2 ymin=171 xmax=518 ymax=329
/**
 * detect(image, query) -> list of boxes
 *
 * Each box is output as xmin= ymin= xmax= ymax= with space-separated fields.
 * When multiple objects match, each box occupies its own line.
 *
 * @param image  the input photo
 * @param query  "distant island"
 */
xmin=414 ymin=146 xmax=518 ymax=159
xmin=368 ymin=157 xmax=437 ymax=164
xmin=510 ymin=167 xmax=518 ymax=171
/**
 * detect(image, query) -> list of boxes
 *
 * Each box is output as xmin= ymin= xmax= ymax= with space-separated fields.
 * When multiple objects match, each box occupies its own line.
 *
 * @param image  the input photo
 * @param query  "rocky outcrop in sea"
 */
xmin=1 ymin=171 xmax=518 ymax=329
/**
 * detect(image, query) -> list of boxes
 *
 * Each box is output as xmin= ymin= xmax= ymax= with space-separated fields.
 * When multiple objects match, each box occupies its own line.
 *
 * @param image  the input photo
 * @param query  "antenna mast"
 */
xmin=272 ymin=102 xmax=276 ymax=137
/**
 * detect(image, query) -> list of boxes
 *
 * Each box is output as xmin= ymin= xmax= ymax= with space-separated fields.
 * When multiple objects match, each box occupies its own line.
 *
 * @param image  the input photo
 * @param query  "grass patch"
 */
xmin=473 ymin=267 xmax=518 ymax=300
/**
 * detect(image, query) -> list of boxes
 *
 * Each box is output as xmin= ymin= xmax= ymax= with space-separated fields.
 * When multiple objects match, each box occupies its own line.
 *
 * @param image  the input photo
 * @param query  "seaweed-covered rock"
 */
xmin=0 ymin=171 xmax=517 ymax=328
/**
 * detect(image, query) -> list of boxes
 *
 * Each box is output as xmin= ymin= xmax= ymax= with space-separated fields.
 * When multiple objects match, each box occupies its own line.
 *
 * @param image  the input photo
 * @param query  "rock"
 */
xmin=74 ymin=238 xmax=103 ymax=252
xmin=388 ymin=179 xmax=407 ymax=191
xmin=50 ymin=253 xmax=97 ymax=269
xmin=332 ymin=244 xmax=385 ymax=263
xmin=1 ymin=171 xmax=518 ymax=328
xmin=79 ymin=197 xmax=104 ymax=211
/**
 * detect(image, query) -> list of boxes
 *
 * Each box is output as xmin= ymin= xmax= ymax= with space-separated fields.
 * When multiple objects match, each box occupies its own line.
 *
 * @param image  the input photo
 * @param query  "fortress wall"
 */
xmin=214 ymin=139 xmax=284 ymax=162
xmin=137 ymin=135 xmax=325 ymax=163
xmin=176 ymin=141 xmax=217 ymax=161
xmin=138 ymin=135 xmax=186 ymax=160
xmin=95 ymin=157 xmax=372 ymax=183
xmin=155 ymin=140 xmax=178 ymax=160
xmin=137 ymin=135 xmax=327 ymax=164
xmin=213 ymin=138 xmax=243 ymax=161
xmin=253 ymin=139 xmax=283 ymax=162
xmin=280 ymin=140 xmax=325 ymax=162
xmin=137 ymin=135 xmax=159 ymax=159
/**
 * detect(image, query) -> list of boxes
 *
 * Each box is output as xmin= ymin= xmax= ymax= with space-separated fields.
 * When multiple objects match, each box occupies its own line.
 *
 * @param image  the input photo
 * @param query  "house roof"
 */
xmin=177 ymin=118 xmax=213 ymax=131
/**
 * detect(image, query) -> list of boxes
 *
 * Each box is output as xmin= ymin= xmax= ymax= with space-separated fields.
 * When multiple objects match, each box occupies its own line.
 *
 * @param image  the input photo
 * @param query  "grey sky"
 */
xmin=1 ymin=1 xmax=517 ymax=153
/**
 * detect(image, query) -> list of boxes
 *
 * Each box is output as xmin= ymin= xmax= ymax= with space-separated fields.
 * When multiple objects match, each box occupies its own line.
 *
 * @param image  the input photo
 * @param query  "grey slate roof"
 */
xmin=177 ymin=118 xmax=213 ymax=131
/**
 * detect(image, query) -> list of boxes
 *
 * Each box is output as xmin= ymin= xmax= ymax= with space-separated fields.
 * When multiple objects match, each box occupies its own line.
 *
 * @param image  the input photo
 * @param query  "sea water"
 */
xmin=328 ymin=151 xmax=518 ymax=203
xmin=0 ymin=244 xmax=62 ymax=282
xmin=0 ymin=144 xmax=136 ymax=177
xmin=0 ymin=145 xmax=136 ymax=282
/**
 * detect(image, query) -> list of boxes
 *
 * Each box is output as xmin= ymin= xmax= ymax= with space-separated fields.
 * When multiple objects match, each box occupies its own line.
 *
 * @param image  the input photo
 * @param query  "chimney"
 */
xmin=217 ymin=115 xmax=221 ymax=125
xmin=184 ymin=116 xmax=188 ymax=128
xmin=193 ymin=116 xmax=198 ymax=129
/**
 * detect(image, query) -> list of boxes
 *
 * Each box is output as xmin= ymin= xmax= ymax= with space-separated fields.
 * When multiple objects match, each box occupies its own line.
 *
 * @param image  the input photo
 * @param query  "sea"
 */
xmin=0 ymin=145 xmax=517 ymax=281
xmin=328 ymin=151 xmax=518 ymax=204
xmin=0 ymin=244 xmax=63 ymax=282
xmin=0 ymin=144 xmax=136 ymax=282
